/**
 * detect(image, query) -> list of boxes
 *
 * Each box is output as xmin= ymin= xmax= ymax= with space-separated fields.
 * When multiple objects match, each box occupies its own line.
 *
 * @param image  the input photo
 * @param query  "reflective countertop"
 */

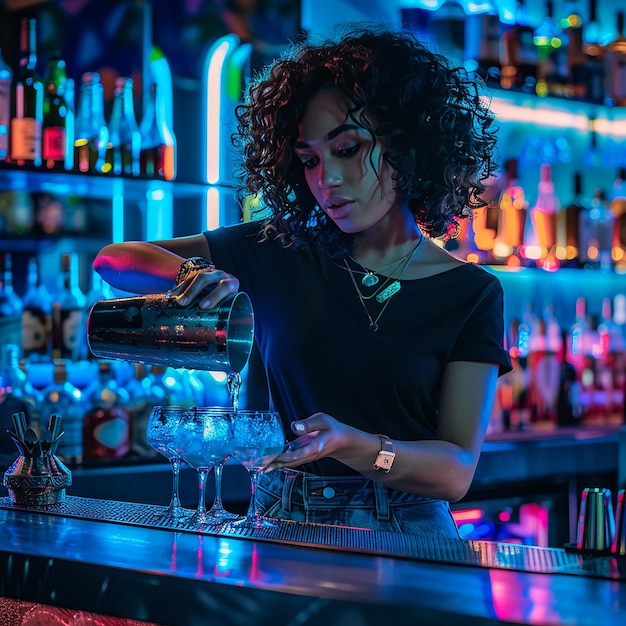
xmin=1 ymin=498 xmax=626 ymax=625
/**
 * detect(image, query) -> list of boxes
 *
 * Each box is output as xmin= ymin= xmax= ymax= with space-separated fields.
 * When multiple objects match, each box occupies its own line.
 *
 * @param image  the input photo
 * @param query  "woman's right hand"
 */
xmin=168 ymin=267 xmax=240 ymax=309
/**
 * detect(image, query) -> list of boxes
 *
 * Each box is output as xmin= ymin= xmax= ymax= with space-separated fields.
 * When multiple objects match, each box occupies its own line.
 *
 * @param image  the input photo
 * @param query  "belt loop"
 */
xmin=281 ymin=470 xmax=298 ymax=512
xmin=373 ymin=480 xmax=390 ymax=520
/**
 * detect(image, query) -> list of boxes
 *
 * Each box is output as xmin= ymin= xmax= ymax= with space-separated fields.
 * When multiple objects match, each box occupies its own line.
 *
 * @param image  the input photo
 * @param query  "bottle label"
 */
xmin=84 ymin=408 xmax=130 ymax=459
xmin=53 ymin=304 xmax=84 ymax=360
xmin=22 ymin=308 xmax=52 ymax=358
xmin=94 ymin=415 xmax=129 ymax=450
xmin=43 ymin=126 xmax=66 ymax=161
xmin=10 ymin=117 xmax=42 ymax=161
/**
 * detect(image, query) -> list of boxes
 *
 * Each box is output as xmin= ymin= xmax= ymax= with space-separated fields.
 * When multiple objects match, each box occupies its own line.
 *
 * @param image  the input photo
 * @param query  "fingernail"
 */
xmin=293 ymin=421 xmax=305 ymax=433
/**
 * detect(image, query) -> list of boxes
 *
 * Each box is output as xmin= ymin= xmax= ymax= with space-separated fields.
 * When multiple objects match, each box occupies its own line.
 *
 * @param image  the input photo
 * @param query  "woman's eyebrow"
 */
xmin=295 ymin=123 xmax=360 ymax=148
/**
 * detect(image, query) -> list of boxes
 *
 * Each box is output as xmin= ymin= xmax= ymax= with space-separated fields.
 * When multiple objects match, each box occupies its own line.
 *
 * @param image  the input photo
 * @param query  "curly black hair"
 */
xmin=233 ymin=24 xmax=498 ymax=258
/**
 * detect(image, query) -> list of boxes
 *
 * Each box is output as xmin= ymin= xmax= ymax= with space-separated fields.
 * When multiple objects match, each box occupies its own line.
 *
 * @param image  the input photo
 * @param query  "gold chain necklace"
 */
xmin=343 ymin=236 xmax=423 ymax=331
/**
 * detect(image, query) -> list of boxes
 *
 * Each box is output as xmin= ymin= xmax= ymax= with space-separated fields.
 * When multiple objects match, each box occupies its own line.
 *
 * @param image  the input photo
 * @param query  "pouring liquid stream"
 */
xmin=227 ymin=372 xmax=242 ymax=413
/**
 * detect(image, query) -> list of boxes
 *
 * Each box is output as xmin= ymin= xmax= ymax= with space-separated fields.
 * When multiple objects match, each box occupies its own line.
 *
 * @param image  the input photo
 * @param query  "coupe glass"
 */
xmin=231 ymin=410 xmax=285 ymax=529
xmin=175 ymin=407 xmax=234 ymax=526
xmin=146 ymin=406 xmax=189 ymax=520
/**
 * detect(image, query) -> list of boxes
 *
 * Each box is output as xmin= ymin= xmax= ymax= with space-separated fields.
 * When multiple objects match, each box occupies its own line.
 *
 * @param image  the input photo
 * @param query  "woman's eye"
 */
xmin=299 ymin=155 xmax=318 ymax=169
xmin=337 ymin=144 xmax=360 ymax=158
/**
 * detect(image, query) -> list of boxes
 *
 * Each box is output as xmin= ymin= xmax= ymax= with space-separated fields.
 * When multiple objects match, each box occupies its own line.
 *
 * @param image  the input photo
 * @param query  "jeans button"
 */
xmin=322 ymin=487 xmax=335 ymax=499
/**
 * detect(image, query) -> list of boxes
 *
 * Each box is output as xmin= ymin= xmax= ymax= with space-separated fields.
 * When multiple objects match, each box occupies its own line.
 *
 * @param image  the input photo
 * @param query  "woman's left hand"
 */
xmin=267 ymin=412 xmax=353 ymax=470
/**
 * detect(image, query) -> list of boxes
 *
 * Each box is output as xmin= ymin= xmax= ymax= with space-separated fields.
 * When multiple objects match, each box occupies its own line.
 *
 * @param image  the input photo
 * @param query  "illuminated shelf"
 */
xmin=486 ymin=265 xmax=626 ymax=327
xmin=0 ymin=167 xmax=209 ymax=202
xmin=488 ymin=89 xmax=626 ymax=137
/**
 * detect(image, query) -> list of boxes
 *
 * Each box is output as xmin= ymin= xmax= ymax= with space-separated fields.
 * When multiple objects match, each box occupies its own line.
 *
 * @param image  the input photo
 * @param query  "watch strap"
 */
xmin=373 ymin=434 xmax=395 ymax=473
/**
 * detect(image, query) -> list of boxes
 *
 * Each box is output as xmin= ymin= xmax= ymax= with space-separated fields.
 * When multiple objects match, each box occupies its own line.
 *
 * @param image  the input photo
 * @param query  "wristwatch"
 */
xmin=373 ymin=434 xmax=395 ymax=473
xmin=175 ymin=257 xmax=215 ymax=285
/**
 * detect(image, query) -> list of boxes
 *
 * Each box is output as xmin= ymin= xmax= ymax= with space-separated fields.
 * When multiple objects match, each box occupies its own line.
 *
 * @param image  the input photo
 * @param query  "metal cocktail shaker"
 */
xmin=87 ymin=291 xmax=254 ymax=373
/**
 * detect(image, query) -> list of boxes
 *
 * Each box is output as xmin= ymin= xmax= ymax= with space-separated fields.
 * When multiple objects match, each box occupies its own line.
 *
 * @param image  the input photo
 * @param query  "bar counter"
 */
xmin=1 ymin=495 xmax=626 ymax=625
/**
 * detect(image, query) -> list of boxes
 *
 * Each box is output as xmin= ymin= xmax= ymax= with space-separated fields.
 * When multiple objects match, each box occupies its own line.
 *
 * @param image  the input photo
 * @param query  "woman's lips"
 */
xmin=324 ymin=199 xmax=354 ymax=220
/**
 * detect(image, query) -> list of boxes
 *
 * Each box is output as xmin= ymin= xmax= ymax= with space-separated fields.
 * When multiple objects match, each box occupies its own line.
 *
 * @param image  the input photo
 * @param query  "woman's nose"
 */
xmin=318 ymin=161 xmax=342 ymax=188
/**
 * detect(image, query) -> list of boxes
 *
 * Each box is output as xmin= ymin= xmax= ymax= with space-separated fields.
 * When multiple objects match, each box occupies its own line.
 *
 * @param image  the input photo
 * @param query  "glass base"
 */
xmin=232 ymin=514 xmax=279 ymax=530
xmin=205 ymin=507 xmax=243 ymax=524
xmin=156 ymin=504 xmax=190 ymax=522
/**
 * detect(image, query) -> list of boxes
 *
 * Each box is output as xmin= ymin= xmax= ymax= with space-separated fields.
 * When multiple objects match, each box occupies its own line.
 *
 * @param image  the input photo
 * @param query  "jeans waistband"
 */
xmin=264 ymin=469 xmax=393 ymax=520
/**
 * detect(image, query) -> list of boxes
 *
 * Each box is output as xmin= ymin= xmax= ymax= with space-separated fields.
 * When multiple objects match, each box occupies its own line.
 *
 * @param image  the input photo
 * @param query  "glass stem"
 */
xmin=169 ymin=457 xmax=182 ymax=510
xmin=212 ymin=460 xmax=226 ymax=511
xmin=197 ymin=467 xmax=210 ymax=516
xmin=247 ymin=468 xmax=262 ymax=520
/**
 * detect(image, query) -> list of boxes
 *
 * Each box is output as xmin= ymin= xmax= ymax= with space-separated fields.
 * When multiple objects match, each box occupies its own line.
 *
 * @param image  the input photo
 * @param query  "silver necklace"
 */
xmin=344 ymin=237 xmax=422 ymax=331
xmin=350 ymin=242 xmax=422 ymax=288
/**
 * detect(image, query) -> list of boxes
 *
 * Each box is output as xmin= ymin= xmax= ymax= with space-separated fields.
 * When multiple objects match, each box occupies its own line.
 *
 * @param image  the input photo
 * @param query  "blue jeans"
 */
xmin=255 ymin=469 xmax=460 ymax=538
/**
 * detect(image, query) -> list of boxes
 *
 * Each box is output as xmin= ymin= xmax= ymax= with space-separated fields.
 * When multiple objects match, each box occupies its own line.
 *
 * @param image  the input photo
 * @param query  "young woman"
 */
xmin=94 ymin=26 xmax=511 ymax=537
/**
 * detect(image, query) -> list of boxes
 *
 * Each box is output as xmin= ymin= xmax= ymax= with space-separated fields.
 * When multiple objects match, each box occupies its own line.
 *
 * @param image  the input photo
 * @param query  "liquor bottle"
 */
xmin=42 ymin=52 xmax=70 ymax=171
xmin=598 ymin=298 xmax=623 ymax=420
xmin=567 ymin=296 xmax=589 ymax=379
xmin=3 ymin=189 xmax=34 ymax=236
xmin=610 ymin=167 xmax=626 ymax=265
xmin=533 ymin=0 xmax=568 ymax=97
xmin=614 ymin=294 xmax=626 ymax=350
xmin=32 ymin=192 xmax=66 ymax=236
xmin=106 ymin=77 xmax=141 ymax=177
xmin=463 ymin=0 xmax=502 ymax=84
xmin=0 ymin=344 xmax=40 ymax=466
xmin=21 ymin=256 xmax=53 ymax=362
xmin=560 ymin=0 xmax=586 ymax=99
xmin=581 ymin=0 xmax=605 ymax=104
xmin=39 ymin=359 xmax=84 ymax=466
xmin=494 ymin=158 xmax=527 ymax=263
xmin=430 ymin=0 xmax=466 ymax=63
xmin=557 ymin=329 xmax=583 ymax=426
xmin=0 ymin=253 xmax=24 ymax=355
xmin=603 ymin=11 xmax=626 ymax=107
xmin=499 ymin=0 xmax=538 ymax=91
xmin=0 ymin=46 xmax=12 ymax=161
xmin=9 ymin=18 xmax=43 ymax=167
xmin=139 ymin=83 xmax=176 ymax=180
xmin=522 ymin=163 xmax=559 ymax=268
xmin=558 ymin=172 xmax=587 ymax=266
xmin=613 ymin=294 xmax=626 ymax=420
xmin=63 ymin=77 xmax=75 ymax=171
xmin=584 ymin=313 xmax=606 ymax=423
xmin=52 ymin=253 xmax=86 ymax=361
xmin=82 ymin=361 xmax=131 ymax=461
xmin=73 ymin=72 xmax=109 ymax=174
xmin=580 ymin=188 xmax=615 ymax=271
xmin=507 ymin=316 xmax=531 ymax=430
xmin=400 ymin=3 xmax=434 ymax=44
xmin=532 ymin=303 xmax=563 ymax=423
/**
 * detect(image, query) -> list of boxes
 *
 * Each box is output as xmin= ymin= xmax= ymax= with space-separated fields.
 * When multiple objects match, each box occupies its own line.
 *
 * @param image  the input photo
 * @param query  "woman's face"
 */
xmin=293 ymin=88 xmax=399 ymax=234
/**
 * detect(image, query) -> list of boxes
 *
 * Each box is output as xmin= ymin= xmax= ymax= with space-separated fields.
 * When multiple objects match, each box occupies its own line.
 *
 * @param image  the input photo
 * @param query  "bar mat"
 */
xmin=1 ymin=496 xmax=623 ymax=580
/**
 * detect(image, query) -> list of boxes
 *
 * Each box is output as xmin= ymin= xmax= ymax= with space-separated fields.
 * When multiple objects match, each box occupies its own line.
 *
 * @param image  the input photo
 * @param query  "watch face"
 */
xmin=176 ymin=258 xmax=214 ymax=285
xmin=374 ymin=450 xmax=395 ymax=472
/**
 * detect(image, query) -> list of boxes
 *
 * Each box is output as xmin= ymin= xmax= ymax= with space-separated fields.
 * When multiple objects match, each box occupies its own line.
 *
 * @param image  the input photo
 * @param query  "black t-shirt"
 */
xmin=205 ymin=221 xmax=512 ymax=476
